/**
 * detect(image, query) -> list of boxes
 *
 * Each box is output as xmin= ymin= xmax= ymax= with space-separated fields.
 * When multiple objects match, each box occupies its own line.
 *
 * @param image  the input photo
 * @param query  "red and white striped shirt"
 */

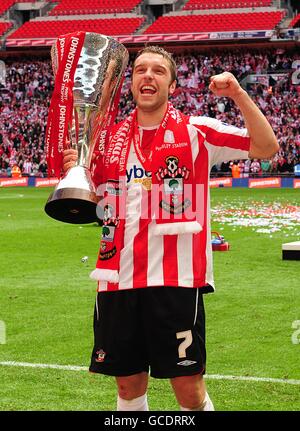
xmin=94 ymin=115 xmax=250 ymax=292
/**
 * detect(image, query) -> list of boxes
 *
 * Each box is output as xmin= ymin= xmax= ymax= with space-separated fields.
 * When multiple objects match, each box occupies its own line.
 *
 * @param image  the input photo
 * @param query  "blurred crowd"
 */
xmin=0 ymin=60 xmax=52 ymax=177
xmin=0 ymin=47 xmax=299 ymax=177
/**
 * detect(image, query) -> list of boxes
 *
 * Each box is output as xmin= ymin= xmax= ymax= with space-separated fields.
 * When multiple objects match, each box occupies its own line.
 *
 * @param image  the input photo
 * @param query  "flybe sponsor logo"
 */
xmin=126 ymin=165 xmax=151 ymax=183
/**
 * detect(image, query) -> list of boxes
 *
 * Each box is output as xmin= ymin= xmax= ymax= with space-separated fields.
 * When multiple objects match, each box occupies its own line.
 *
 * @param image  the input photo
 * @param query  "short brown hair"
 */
xmin=133 ymin=45 xmax=177 ymax=83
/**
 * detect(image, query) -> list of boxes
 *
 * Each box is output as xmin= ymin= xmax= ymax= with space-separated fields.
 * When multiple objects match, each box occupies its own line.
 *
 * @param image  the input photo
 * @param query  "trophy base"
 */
xmin=45 ymin=188 xmax=99 ymax=224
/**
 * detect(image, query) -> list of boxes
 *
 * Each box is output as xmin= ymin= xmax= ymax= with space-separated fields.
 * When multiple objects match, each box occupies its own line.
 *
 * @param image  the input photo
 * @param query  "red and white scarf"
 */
xmin=90 ymin=102 xmax=202 ymax=283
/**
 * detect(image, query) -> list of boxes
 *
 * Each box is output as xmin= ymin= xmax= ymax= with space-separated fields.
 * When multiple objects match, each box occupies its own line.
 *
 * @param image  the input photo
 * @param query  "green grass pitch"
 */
xmin=0 ymin=186 xmax=299 ymax=411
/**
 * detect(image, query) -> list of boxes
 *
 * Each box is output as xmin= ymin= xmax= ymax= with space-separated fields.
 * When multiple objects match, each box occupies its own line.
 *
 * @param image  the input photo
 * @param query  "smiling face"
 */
xmin=131 ymin=52 xmax=176 ymax=114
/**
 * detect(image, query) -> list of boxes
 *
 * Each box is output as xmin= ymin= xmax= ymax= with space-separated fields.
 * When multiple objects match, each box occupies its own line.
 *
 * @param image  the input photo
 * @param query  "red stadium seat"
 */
xmin=7 ymin=17 xmax=145 ymax=39
xmin=48 ymin=0 xmax=142 ymax=15
xmin=183 ymin=0 xmax=272 ymax=10
xmin=289 ymin=13 xmax=300 ymax=28
xmin=0 ymin=0 xmax=15 ymax=16
xmin=144 ymin=11 xmax=285 ymax=34
xmin=0 ymin=22 xmax=12 ymax=37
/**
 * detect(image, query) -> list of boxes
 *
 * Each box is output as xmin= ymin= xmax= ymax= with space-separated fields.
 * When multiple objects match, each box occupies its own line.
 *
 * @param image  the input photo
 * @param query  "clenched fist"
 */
xmin=209 ymin=72 xmax=245 ymax=100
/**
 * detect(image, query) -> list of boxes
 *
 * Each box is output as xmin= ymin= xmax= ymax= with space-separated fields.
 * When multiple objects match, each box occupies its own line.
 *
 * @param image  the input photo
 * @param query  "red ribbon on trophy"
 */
xmin=45 ymin=31 xmax=85 ymax=178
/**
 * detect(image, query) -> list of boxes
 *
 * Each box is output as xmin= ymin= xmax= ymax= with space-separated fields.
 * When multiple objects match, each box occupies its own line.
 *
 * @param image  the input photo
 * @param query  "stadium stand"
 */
xmin=0 ymin=1 xmax=15 ymax=17
xmin=184 ymin=0 xmax=273 ymax=10
xmin=7 ymin=17 xmax=145 ymax=39
xmin=144 ymin=11 xmax=286 ymax=34
xmin=0 ymin=60 xmax=52 ymax=177
xmin=0 ymin=0 xmax=299 ymax=177
xmin=289 ymin=13 xmax=300 ymax=28
xmin=0 ymin=22 xmax=12 ymax=37
xmin=0 ymin=48 xmax=299 ymax=177
xmin=0 ymin=0 xmax=54 ymax=16
xmin=49 ymin=0 xmax=142 ymax=15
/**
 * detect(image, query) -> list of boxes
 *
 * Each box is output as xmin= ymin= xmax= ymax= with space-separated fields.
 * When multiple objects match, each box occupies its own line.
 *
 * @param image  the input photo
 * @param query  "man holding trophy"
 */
xmin=47 ymin=34 xmax=278 ymax=411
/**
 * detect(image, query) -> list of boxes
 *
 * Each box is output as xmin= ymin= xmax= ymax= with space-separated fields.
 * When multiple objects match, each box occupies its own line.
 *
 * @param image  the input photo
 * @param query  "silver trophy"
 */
xmin=45 ymin=33 xmax=128 ymax=224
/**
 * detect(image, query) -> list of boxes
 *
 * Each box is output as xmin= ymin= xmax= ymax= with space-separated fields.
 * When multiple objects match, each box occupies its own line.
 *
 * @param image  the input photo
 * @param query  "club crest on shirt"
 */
xmin=155 ymin=156 xmax=190 ymax=181
xmin=155 ymin=156 xmax=192 ymax=214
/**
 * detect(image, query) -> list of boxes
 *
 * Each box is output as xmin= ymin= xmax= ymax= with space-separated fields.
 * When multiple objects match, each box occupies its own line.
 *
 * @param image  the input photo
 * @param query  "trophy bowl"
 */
xmin=44 ymin=32 xmax=128 ymax=224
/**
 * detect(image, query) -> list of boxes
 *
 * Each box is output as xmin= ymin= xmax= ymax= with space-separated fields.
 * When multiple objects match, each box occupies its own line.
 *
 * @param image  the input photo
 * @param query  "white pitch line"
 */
xmin=0 ymin=361 xmax=300 ymax=385
xmin=205 ymin=374 xmax=300 ymax=385
xmin=0 ymin=361 xmax=88 ymax=372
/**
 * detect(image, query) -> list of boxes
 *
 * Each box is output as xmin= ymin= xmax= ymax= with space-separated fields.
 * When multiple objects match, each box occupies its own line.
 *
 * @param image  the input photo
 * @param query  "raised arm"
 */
xmin=209 ymin=72 xmax=279 ymax=159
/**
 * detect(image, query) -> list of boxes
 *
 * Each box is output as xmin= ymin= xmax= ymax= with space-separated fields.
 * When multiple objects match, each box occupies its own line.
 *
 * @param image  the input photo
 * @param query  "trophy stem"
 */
xmin=72 ymin=104 xmax=97 ymax=168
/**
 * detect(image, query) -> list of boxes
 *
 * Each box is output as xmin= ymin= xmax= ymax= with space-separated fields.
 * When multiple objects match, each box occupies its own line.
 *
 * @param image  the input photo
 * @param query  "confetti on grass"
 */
xmin=211 ymin=200 xmax=300 ymax=235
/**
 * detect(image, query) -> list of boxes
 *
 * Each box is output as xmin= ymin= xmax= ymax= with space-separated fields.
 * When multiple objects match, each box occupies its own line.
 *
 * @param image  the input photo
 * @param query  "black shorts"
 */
xmin=89 ymin=286 xmax=206 ymax=379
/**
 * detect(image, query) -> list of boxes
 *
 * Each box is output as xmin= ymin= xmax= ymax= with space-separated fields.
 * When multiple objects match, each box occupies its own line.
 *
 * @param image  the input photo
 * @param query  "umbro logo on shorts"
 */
xmin=177 ymin=360 xmax=197 ymax=366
